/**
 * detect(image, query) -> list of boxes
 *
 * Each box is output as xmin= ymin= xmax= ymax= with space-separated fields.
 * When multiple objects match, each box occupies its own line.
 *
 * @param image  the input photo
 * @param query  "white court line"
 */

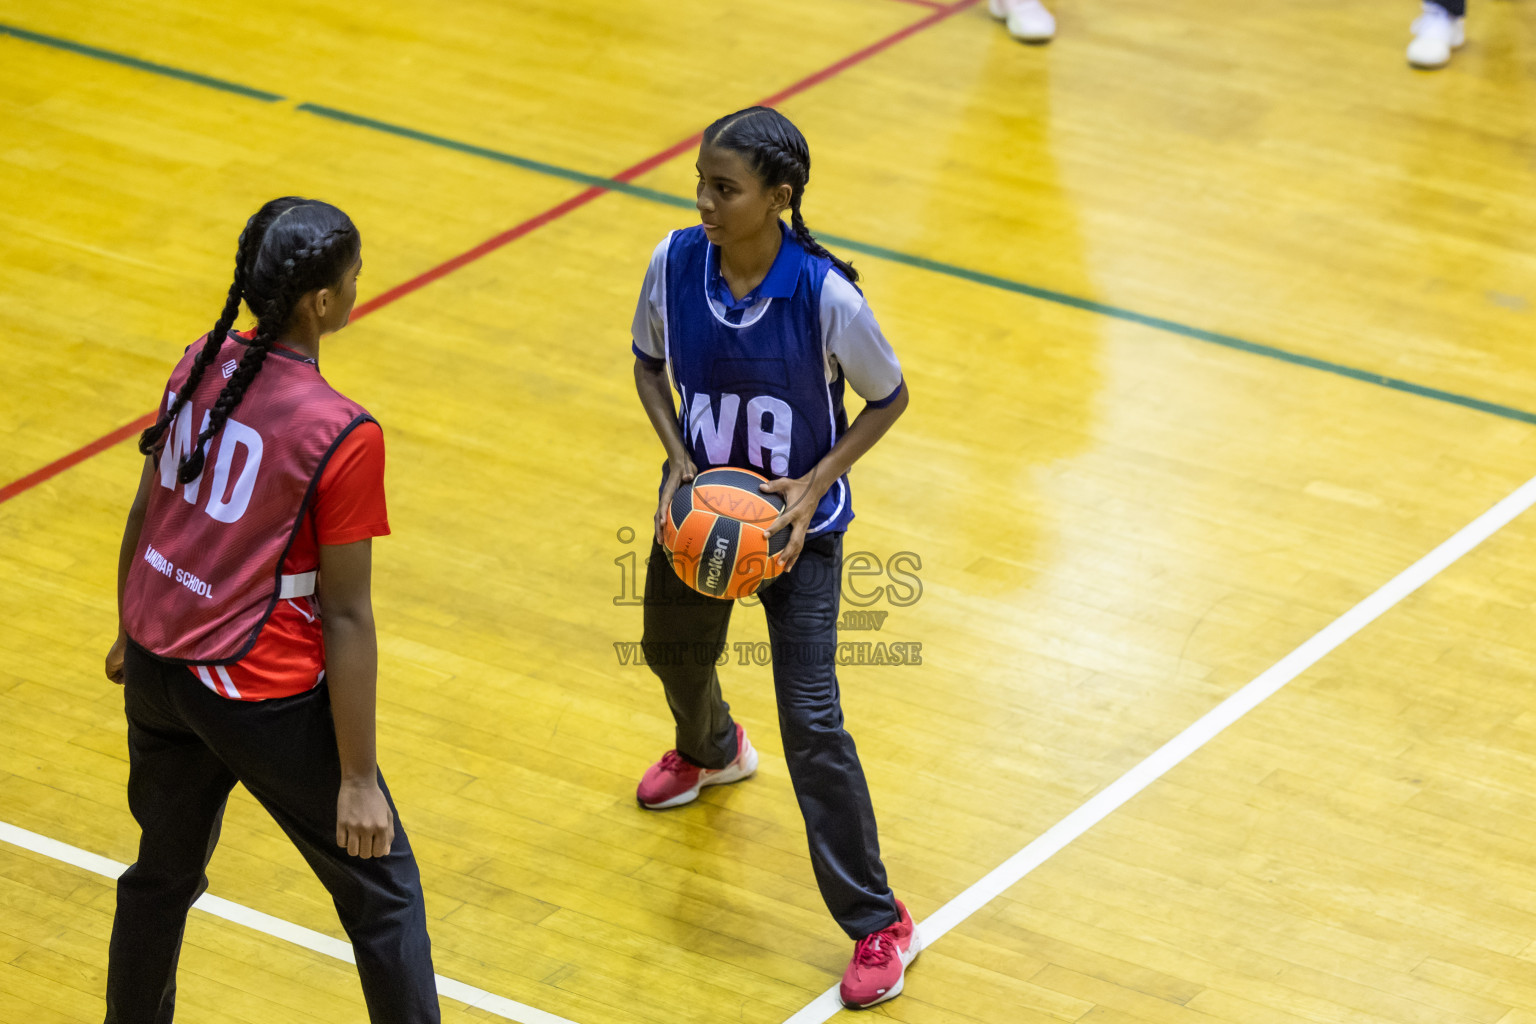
xmin=5 ymin=475 xmax=1535 ymax=1024
xmin=783 ymin=471 xmax=1536 ymax=1024
xmin=0 ymin=820 xmax=579 ymax=1024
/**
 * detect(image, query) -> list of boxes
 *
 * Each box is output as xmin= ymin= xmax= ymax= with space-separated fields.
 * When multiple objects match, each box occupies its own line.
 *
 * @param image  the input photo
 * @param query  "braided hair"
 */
xmin=702 ymin=106 xmax=858 ymax=284
xmin=139 ymin=198 xmax=361 ymax=484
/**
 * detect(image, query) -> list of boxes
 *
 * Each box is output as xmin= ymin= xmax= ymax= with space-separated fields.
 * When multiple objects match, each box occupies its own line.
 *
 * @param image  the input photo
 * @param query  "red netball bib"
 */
xmin=124 ymin=334 xmax=373 ymax=664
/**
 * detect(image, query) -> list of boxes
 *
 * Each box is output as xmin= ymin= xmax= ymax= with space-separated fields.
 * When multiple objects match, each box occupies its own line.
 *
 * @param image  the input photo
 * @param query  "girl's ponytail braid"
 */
xmin=140 ymin=218 xmax=258 ymax=455
xmin=787 ymin=201 xmax=857 ymax=284
xmin=704 ymin=106 xmax=859 ymax=283
xmin=174 ymin=226 xmax=354 ymax=484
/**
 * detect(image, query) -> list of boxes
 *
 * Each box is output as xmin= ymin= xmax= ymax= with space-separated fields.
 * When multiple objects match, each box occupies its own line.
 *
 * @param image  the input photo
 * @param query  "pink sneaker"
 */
xmin=636 ymin=723 xmax=758 ymax=809
xmin=840 ymin=899 xmax=921 ymax=1009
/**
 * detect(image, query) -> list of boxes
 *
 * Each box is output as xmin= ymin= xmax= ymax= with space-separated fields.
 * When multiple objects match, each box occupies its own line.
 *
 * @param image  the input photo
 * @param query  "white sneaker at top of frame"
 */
xmin=1407 ymin=2 xmax=1465 ymax=69
xmin=989 ymin=0 xmax=1056 ymax=43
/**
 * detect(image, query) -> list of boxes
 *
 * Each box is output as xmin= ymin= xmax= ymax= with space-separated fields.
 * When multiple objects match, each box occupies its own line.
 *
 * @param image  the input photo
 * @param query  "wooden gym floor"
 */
xmin=3 ymin=1 xmax=1536 ymax=1022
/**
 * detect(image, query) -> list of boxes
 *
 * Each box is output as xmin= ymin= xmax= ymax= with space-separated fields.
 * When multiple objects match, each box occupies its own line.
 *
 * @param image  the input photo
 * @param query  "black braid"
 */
xmin=176 ymin=224 xmax=357 ymax=483
xmin=702 ymin=106 xmax=859 ymax=284
xmin=788 ymin=198 xmax=857 ymax=285
xmin=175 ymin=301 xmax=282 ymax=483
xmin=139 ymin=213 xmax=265 ymax=455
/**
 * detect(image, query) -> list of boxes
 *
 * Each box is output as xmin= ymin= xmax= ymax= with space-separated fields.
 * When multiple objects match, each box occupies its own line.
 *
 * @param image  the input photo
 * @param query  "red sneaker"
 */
xmin=840 ymin=899 xmax=921 ymax=1009
xmin=636 ymin=723 xmax=758 ymax=809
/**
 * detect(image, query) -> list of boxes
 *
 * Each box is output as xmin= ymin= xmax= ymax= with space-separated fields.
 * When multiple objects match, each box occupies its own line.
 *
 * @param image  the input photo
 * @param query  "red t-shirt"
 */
xmin=187 ymin=418 xmax=389 ymax=700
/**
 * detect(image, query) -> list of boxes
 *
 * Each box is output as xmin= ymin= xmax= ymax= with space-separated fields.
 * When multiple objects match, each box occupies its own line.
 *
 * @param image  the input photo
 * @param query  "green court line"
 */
xmin=294 ymin=104 xmax=692 ymax=209
xmin=8 ymin=20 xmax=1536 ymax=429
xmin=816 ymin=237 xmax=1536 ymax=426
xmin=0 ymin=22 xmax=284 ymax=102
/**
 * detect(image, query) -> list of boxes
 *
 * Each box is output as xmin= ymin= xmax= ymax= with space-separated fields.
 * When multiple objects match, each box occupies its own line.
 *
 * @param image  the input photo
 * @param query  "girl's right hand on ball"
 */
xmin=655 ymin=455 xmax=698 ymax=544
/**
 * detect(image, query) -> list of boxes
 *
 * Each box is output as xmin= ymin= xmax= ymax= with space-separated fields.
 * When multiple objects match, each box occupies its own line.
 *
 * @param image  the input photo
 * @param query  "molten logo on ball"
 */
xmin=703 ymin=532 xmax=731 ymax=592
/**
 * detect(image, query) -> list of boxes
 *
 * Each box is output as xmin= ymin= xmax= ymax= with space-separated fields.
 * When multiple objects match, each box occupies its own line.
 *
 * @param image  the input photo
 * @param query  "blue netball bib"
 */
xmin=662 ymin=223 xmax=854 ymax=535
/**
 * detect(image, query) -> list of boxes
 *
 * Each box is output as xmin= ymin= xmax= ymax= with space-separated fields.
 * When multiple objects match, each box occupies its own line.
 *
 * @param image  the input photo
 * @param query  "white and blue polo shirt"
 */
xmin=631 ymin=221 xmax=904 ymax=535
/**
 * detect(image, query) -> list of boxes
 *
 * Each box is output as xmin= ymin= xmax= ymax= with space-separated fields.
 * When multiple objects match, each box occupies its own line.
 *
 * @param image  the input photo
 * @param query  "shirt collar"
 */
xmin=706 ymin=220 xmax=802 ymax=314
xmin=233 ymin=329 xmax=317 ymax=365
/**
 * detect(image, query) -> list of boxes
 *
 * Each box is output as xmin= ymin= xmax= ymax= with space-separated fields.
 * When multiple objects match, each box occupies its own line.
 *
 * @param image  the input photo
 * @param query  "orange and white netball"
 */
xmin=661 ymin=467 xmax=789 ymax=599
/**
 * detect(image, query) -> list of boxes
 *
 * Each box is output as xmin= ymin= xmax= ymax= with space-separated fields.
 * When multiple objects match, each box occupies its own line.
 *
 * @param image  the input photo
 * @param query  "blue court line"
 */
xmin=7 ymin=20 xmax=1535 ymax=429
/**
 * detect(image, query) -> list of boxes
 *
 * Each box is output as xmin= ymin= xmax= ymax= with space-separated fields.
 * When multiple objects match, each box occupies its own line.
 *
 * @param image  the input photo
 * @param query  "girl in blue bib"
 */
xmin=629 ymin=106 xmax=918 ymax=1010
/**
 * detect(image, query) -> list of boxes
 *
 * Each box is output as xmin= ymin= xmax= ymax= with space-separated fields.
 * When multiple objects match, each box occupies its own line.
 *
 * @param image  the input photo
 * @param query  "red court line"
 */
xmin=361 ymin=0 xmax=977 ymax=318
xmin=0 ymin=0 xmax=980 ymax=506
xmin=0 ymin=413 xmax=157 ymax=504
xmin=350 ymin=186 xmax=607 ymax=319
xmin=759 ymin=0 xmax=976 ymax=107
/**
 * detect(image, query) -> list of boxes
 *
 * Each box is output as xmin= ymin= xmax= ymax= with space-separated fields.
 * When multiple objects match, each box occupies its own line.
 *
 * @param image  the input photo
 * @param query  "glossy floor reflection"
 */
xmin=2 ymin=1 xmax=1535 ymax=1022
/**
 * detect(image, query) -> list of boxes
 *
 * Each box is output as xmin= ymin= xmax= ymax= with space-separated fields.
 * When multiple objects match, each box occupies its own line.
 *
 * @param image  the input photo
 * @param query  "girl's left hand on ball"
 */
xmin=762 ymin=472 xmax=818 ymax=573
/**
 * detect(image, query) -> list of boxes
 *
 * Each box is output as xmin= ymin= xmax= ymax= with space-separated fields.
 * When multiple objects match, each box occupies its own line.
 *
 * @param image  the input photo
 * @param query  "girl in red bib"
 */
xmin=104 ymin=198 xmax=438 ymax=1023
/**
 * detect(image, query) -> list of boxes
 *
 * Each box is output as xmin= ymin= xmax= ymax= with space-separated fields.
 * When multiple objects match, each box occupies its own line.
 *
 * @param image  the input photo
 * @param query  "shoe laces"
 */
xmin=852 ymin=932 xmax=894 ymax=971
xmin=656 ymin=750 xmax=692 ymax=774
